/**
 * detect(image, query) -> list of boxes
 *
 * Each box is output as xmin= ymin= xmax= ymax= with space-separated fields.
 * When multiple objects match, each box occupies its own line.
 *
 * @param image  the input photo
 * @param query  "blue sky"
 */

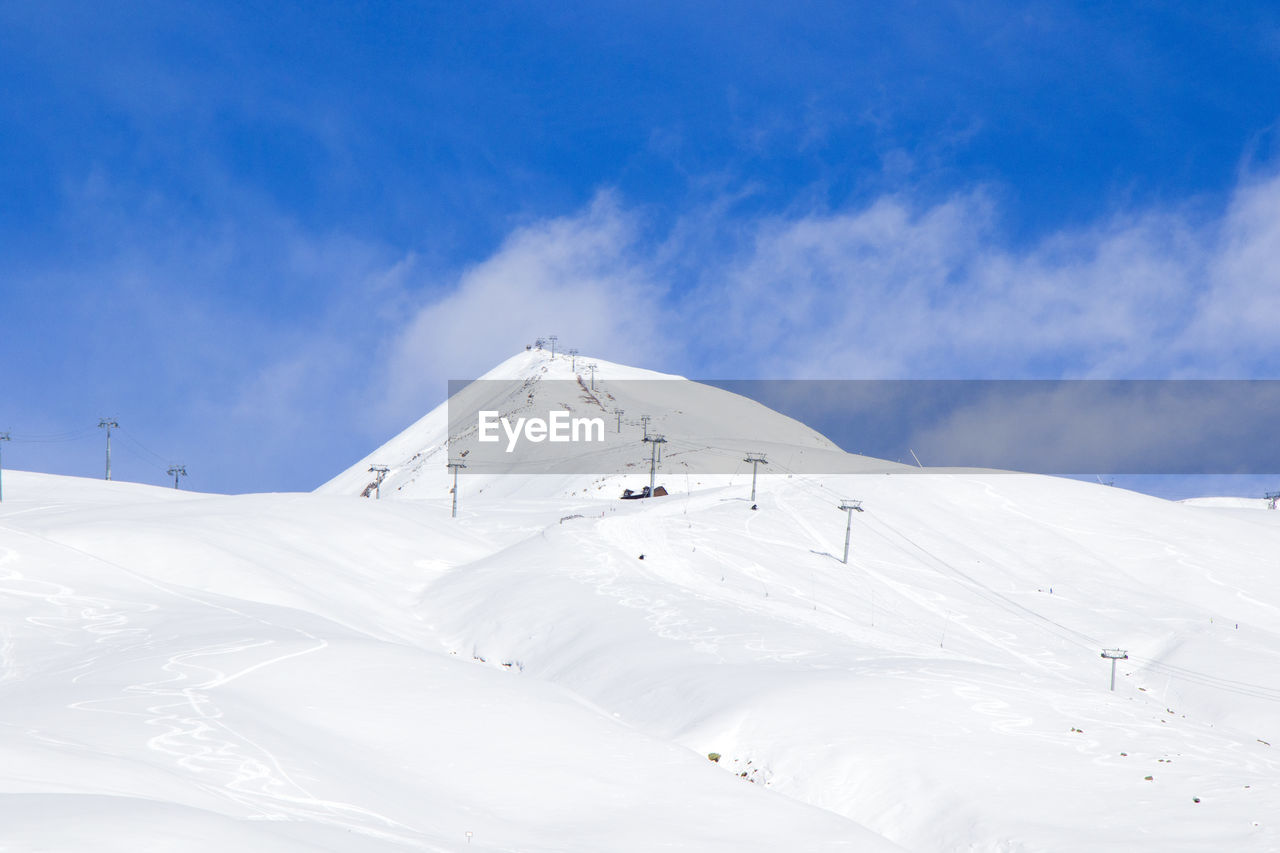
xmin=2 ymin=1 xmax=1280 ymax=494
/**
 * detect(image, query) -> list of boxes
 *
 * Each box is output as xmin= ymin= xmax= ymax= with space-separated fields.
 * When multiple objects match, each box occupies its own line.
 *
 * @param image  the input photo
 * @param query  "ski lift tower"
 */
xmin=167 ymin=464 xmax=187 ymax=490
xmin=643 ymin=434 xmax=667 ymax=493
xmin=837 ymin=500 xmax=864 ymax=564
xmin=743 ymin=452 xmax=768 ymax=502
xmin=369 ymin=464 xmax=390 ymax=499
xmin=0 ymin=432 xmax=9 ymax=502
xmin=448 ymin=459 xmax=467 ymax=518
xmin=1101 ymin=648 xmax=1128 ymax=691
xmin=98 ymin=418 xmax=119 ymax=480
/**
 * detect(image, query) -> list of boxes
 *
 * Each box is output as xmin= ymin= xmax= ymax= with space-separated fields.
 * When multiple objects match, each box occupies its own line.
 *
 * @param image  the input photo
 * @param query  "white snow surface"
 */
xmin=1180 ymin=497 xmax=1271 ymax=509
xmin=3 ymin=351 xmax=1278 ymax=852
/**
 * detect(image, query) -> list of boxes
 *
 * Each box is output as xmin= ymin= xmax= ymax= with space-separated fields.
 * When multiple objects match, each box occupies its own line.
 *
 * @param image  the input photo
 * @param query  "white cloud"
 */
xmin=678 ymin=189 xmax=1219 ymax=379
xmin=376 ymin=171 xmax=1280 ymax=438
xmin=1182 ymin=173 xmax=1280 ymax=367
xmin=379 ymin=193 xmax=670 ymax=422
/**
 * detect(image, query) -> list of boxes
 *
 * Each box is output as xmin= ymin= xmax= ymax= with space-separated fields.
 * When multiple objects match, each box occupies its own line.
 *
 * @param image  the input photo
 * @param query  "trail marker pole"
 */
xmin=643 ymin=434 xmax=667 ymax=493
xmin=167 ymin=464 xmax=187 ymax=489
xmin=0 ymin=432 xmax=9 ymax=502
xmin=744 ymin=452 xmax=768 ymax=502
xmin=837 ymin=500 xmax=864 ymax=564
xmin=98 ymin=418 xmax=119 ymax=480
xmin=1101 ymin=649 xmax=1128 ymax=691
xmin=614 ymin=408 xmax=624 ymax=433
xmin=448 ymin=460 xmax=466 ymax=518
xmin=586 ymin=363 xmax=598 ymax=390
xmin=369 ymin=464 xmax=390 ymax=499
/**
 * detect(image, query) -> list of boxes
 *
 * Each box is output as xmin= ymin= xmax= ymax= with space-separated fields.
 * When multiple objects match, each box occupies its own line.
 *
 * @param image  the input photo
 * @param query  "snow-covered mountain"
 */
xmin=317 ymin=349 xmax=906 ymax=501
xmin=3 ymin=350 xmax=1278 ymax=852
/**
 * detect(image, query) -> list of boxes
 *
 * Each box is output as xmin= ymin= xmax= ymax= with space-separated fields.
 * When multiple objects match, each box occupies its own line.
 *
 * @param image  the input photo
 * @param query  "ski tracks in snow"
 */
xmin=567 ymin=512 xmax=866 ymax=668
xmin=0 ymin=527 xmax=447 ymax=850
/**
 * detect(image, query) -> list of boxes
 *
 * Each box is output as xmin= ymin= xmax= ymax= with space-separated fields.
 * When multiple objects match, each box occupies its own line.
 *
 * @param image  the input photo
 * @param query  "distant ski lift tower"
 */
xmin=586 ymin=363 xmax=598 ymax=390
xmin=447 ymin=459 xmax=467 ymax=518
xmin=167 ymin=464 xmax=187 ymax=489
xmin=614 ymin=408 xmax=624 ymax=433
xmin=837 ymin=500 xmax=864 ymax=564
xmin=568 ymin=348 xmax=579 ymax=371
xmin=369 ymin=464 xmax=390 ymax=499
xmin=1100 ymin=648 xmax=1128 ymax=691
xmin=1266 ymin=491 xmax=1280 ymax=509
xmin=548 ymin=335 xmax=558 ymax=358
xmin=0 ymin=432 xmax=9 ymax=502
xmin=643 ymin=434 xmax=667 ymax=493
xmin=640 ymin=415 xmax=651 ymax=439
xmin=744 ymin=452 xmax=768 ymax=502
xmin=98 ymin=418 xmax=119 ymax=480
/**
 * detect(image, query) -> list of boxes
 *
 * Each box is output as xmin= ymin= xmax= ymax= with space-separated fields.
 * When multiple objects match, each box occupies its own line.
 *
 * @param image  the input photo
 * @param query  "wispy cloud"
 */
xmin=378 ymin=193 xmax=670 ymax=423
xmin=386 ymin=171 xmax=1280 ymax=393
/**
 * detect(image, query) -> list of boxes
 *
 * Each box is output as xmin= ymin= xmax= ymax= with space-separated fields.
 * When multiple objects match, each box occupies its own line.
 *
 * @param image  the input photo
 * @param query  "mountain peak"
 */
xmin=317 ymin=350 xmax=895 ymax=501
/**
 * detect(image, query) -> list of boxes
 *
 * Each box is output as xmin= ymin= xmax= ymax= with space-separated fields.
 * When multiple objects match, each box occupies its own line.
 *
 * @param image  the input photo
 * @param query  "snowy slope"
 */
xmin=418 ymin=473 xmax=1280 ymax=851
xmin=3 ymin=351 xmax=1279 ymax=852
xmin=0 ymin=472 xmax=900 ymax=852
xmin=1181 ymin=497 xmax=1272 ymax=510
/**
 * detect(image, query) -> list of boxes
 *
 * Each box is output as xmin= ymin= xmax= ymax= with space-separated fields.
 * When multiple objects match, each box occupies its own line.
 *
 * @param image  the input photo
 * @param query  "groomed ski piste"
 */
xmin=2 ymin=350 xmax=1278 ymax=852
